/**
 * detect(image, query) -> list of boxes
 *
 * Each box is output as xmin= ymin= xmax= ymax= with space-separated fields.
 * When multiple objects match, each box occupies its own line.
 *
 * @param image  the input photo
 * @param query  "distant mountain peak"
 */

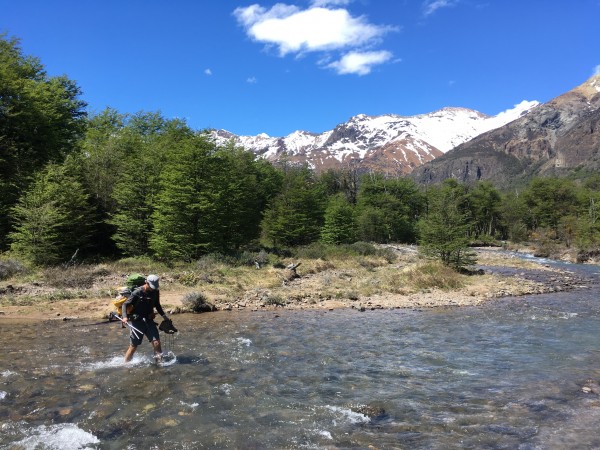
xmin=213 ymin=102 xmax=538 ymax=175
xmin=573 ymin=74 xmax=600 ymax=99
xmin=410 ymin=75 xmax=600 ymax=187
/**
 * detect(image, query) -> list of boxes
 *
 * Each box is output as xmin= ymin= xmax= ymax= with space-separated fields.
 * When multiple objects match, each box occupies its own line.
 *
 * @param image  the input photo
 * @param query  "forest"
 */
xmin=2 ymin=34 xmax=600 ymax=270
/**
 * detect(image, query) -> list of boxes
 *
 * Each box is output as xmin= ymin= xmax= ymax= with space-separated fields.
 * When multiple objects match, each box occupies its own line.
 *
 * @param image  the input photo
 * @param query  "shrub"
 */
xmin=264 ymin=294 xmax=286 ymax=306
xmin=293 ymin=242 xmax=329 ymax=260
xmin=196 ymin=253 xmax=232 ymax=270
xmin=375 ymin=246 xmax=397 ymax=263
xmin=43 ymin=265 xmax=111 ymax=289
xmin=408 ymin=262 xmax=464 ymax=291
xmin=112 ymin=256 xmax=168 ymax=273
xmin=176 ymin=272 xmax=202 ymax=287
xmin=0 ymin=258 xmax=27 ymax=281
xmin=181 ymin=291 xmax=216 ymax=313
xmin=348 ymin=241 xmax=378 ymax=256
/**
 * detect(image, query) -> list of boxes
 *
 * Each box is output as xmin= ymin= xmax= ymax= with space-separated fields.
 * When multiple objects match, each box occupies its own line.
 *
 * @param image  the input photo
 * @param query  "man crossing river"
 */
xmin=121 ymin=274 xmax=171 ymax=363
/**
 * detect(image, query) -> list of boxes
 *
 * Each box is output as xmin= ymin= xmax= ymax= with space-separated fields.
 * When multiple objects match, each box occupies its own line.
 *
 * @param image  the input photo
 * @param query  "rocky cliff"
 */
xmin=410 ymin=75 xmax=600 ymax=187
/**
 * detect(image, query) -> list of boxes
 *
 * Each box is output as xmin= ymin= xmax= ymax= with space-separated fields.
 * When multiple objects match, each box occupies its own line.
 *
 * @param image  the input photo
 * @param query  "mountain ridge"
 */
xmin=410 ymin=74 xmax=600 ymax=187
xmin=213 ymin=100 xmax=538 ymax=175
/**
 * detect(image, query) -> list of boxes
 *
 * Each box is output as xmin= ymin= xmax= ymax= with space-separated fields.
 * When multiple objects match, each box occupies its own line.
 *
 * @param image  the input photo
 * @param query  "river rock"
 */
xmin=348 ymin=404 xmax=386 ymax=419
xmin=582 ymin=379 xmax=600 ymax=394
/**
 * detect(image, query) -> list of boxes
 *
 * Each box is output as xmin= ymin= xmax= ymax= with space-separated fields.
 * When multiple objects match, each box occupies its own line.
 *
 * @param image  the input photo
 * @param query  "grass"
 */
xmin=0 ymin=242 xmax=555 ymax=313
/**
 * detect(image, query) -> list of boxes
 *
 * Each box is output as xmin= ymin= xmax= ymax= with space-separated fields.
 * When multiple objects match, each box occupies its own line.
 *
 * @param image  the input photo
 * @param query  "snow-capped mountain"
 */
xmin=213 ymin=100 xmax=538 ymax=175
xmin=411 ymin=74 xmax=600 ymax=187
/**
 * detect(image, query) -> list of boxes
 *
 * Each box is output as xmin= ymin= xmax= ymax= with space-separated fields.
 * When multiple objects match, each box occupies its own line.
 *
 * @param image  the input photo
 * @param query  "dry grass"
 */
xmin=0 ymin=245 xmax=562 ymax=319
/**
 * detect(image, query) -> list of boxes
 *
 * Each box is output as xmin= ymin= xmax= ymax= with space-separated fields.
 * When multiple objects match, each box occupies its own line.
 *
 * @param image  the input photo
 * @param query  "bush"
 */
xmin=408 ymin=262 xmax=464 ymax=291
xmin=293 ymin=242 xmax=329 ymax=260
xmin=43 ymin=265 xmax=111 ymax=289
xmin=0 ymin=258 xmax=27 ymax=281
xmin=196 ymin=253 xmax=233 ymax=270
xmin=112 ymin=257 xmax=168 ymax=274
xmin=181 ymin=291 xmax=216 ymax=313
xmin=348 ymin=241 xmax=379 ymax=256
xmin=264 ymin=294 xmax=286 ymax=306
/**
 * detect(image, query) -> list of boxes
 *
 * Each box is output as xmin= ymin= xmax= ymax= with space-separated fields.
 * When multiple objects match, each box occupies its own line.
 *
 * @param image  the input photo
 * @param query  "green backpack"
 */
xmin=125 ymin=273 xmax=146 ymax=290
xmin=112 ymin=274 xmax=146 ymax=315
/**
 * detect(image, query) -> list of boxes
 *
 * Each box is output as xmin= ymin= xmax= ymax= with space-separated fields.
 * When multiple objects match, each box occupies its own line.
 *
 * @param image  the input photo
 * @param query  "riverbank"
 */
xmin=0 ymin=246 xmax=591 ymax=321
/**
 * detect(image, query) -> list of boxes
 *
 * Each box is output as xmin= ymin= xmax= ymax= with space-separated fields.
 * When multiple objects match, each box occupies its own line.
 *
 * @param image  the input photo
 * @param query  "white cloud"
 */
xmin=327 ymin=50 xmax=392 ymax=75
xmin=233 ymin=2 xmax=395 ymax=75
xmin=423 ymin=0 xmax=458 ymax=16
xmin=204 ymin=68 xmax=212 ymax=76
xmin=310 ymin=0 xmax=351 ymax=6
xmin=594 ymin=64 xmax=600 ymax=76
xmin=246 ymin=76 xmax=258 ymax=84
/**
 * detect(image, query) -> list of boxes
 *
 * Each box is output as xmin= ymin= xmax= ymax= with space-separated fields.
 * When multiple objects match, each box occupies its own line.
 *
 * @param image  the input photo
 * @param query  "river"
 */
xmin=1 ymin=256 xmax=600 ymax=449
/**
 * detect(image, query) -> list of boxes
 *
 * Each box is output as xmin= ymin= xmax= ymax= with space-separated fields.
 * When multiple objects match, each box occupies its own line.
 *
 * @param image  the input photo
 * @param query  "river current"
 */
xmin=1 ymin=255 xmax=600 ymax=449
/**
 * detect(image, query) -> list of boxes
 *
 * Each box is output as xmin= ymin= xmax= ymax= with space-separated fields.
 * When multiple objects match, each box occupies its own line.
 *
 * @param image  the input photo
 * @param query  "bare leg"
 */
xmin=152 ymin=339 xmax=163 ymax=362
xmin=124 ymin=345 xmax=137 ymax=362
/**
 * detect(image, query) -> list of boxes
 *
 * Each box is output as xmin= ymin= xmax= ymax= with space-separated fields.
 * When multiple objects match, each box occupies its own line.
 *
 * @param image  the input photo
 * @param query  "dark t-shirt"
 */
xmin=122 ymin=286 xmax=165 ymax=320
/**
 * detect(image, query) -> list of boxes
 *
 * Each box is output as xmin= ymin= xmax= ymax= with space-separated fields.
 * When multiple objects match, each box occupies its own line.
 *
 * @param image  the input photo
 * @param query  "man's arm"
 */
xmin=154 ymin=291 xmax=168 ymax=319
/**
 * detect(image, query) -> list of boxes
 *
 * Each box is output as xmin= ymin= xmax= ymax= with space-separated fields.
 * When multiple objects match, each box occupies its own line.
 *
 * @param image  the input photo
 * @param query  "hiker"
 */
xmin=122 ymin=274 xmax=170 ymax=363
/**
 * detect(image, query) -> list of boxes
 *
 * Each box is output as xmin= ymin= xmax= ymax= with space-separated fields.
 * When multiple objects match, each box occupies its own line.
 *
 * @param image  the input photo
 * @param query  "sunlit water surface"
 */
xmin=2 ymin=256 xmax=600 ymax=449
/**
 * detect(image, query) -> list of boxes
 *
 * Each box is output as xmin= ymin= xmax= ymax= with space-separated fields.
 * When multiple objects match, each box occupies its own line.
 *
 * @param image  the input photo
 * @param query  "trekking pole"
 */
xmin=110 ymin=312 xmax=143 ymax=340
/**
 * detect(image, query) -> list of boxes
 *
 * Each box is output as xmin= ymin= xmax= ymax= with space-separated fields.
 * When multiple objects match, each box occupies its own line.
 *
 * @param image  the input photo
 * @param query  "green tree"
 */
xmin=0 ymin=34 xmax=87 ymax=249
xmin=110 ymin=116 xmax=191 ymax=257
xmin=9 ymin=161 xmax=94 ymax=265
xmin=418 ymin=181 xmax=476 ymax=269
xmin=499 ymin=191 xmax=528 ymax=243
xmin=149 ymin=137 xmax=212 ymax=260
xmin=206 ymin=144 xmax=282 ymax=252
xmin=467 ymin=181 xmax=503 ymax=238
xmin=318 ymin=167 xmax=360 ymax=204
xmin=320 ymin=193 xmax=356 ymax=244
xmin=355 ymin=174 xmax=424 ymax=243
xmin=261 ymin=166 xmax=326 ymax=248
xmin=521 ymin=178 xmax=580 ymax=232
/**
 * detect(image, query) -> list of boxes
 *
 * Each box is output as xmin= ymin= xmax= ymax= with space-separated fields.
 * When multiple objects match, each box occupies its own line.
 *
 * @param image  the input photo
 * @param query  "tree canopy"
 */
xmin=0 ymin=34 xmax=87 ymax=249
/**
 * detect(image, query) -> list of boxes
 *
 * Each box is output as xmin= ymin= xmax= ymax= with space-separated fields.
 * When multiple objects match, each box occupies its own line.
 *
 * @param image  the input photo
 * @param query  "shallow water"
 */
xmin=1 ymin=258 xmax=600 ymax=449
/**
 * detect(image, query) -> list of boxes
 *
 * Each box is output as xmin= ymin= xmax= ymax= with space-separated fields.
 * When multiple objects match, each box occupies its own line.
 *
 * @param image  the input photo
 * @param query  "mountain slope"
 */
xmin=213 ymin=101 xmax=537 ymax=175
xmin=410 ymin=75 xmax=600 ymax=187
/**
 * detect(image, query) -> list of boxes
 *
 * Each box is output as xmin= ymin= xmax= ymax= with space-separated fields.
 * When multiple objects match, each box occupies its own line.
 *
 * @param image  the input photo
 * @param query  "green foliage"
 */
xmin=181 ymin=292 xmax=215 ymax=313
xmin=408 ymin=261 xmax=465 ymax=290
xmin=320 ymin=193 xmax=356 ymax=244
xmin=260 ymin=166 xmax=325 ymax=247
xmin=109 ymin=118 xmax=176 ymax=256
xmin=418 ymin=181 xmax=476 ymax=269
xmin=0 ymin=34 xmax=87 ymax=249
xmin=148 ymin=137 xmax=280 ymax=261
xmin=355 ymin=174 xmax=424 ymax=243
xmin=521 ymin=177 xmax=580 ymax=231
xmin=9 ymin=161 xmax=95 ymax=265
xmin=466 ymin=181 xmax=503 ymax=238
xmin=499 ymin=191 xmax=528 ymax=243
xmin=318 ymin=167 xmax=360 ymax=204
xmin=0 ymin=257 xmax=28 ymax=280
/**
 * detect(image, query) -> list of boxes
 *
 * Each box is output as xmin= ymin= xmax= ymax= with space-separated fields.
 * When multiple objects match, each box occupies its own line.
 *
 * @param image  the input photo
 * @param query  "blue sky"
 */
xmin=1 ymin=0 xmax=599 ymax=137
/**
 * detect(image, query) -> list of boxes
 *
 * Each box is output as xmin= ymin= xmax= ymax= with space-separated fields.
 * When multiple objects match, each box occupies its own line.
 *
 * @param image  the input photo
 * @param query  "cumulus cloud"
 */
xmin=327 ymin=50 xmax=393 ymax=75
xmin=310 ymin=0 xmax=351 ymax=6
xmin=423 ymin=0 xmax=458 ymax=16
xmin=204 ymin=68 xmax=212 ymax=76
xmin=246 ymin=76 xmax=258 ymax=84
xmin=594 ymin=64 xmax=600 ymax=76
xmin=233 ymin=2 xmax=395 ymax=74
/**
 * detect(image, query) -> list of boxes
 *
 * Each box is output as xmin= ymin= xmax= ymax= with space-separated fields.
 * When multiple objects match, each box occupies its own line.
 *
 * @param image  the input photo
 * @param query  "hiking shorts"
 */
xmin=129 ymin=319 xmax=160 ymax=346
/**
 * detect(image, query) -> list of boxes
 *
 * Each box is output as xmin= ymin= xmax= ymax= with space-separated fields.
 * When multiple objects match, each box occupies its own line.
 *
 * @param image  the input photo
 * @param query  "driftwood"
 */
xmin=281 ymin=262 xmax=301 ymax=285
